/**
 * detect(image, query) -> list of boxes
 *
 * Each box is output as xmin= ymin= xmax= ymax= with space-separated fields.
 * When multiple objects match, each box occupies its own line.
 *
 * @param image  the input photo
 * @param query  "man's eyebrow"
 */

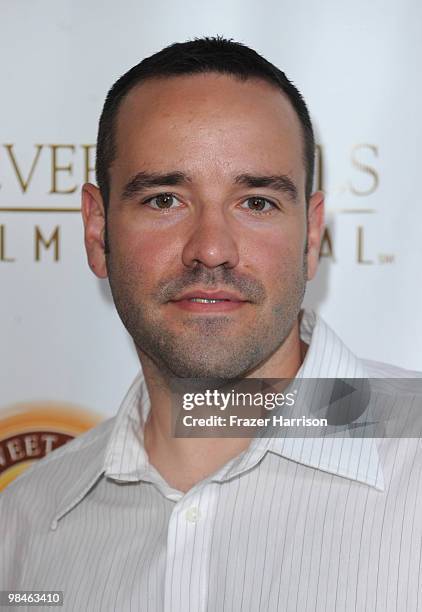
xmin=121 ymin=170 xmax=299 ymax=203
xmin=234 ymin=173 xmax=299 ymax=203
xmin=121 ymin=171 xmax=191 ymax=199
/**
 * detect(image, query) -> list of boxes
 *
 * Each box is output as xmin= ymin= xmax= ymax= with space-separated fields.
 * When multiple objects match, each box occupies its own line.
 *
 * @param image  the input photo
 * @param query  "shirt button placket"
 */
xmin=164 ymin=492 xmax=210 ymax=612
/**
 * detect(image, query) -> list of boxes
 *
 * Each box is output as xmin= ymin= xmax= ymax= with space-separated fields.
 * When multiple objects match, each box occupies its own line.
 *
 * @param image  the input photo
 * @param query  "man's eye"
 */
xmin=240 ymin=197 xmax=277 ymax=213
xmin=143 ymin=193 xmax=182 ymax=209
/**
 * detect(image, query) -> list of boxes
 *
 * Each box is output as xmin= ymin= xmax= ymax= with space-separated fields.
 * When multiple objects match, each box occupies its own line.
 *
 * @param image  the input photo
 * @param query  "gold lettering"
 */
xmin=0 ymin=225 xmax=15 ymax=262
xmin=4 ymin=144 xmax=43 ymax=193
xmin=50 ymin=144 xmax=77 ymax=194
xmin=319 ymin=226 xmax=335 ymax=260
xmin=41 ymin=434 xmax=59 ymax=454
xmin=7 ymin=438 xmax=25 ymax=462
xmin=81 ymin=144 xmax=96 ymax=183
xmin=350 ymin=144 xmax=379 ymax=196
xmin=24 ymin=434 xmax=42 ymax=458
xmin=35 ymin=226 xmax=60 ymax=261
xmin=357 ymin=226 xmax=373 ymax=264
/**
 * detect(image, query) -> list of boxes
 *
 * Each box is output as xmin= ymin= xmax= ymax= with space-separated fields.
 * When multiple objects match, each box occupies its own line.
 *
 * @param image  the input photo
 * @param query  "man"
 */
xmin=1 ymin=37 xmax=421 ymax=611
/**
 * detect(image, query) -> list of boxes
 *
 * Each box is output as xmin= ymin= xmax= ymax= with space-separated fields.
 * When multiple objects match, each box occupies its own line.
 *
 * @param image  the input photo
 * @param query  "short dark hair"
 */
xmin=96 ymin=36 xmax=315 ymax=208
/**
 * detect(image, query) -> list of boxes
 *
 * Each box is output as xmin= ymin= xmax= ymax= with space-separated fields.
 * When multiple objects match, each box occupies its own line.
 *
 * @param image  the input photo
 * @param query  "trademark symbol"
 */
xmin=378 ymin=253 xmax=395 ymax=264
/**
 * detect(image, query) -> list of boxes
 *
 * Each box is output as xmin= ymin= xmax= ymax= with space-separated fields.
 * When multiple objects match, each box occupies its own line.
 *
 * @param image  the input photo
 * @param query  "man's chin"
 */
xmin=158 ymin=349 xmax=255 ymax=380
xmin=162 ymin=358 xmax=246 ymax=380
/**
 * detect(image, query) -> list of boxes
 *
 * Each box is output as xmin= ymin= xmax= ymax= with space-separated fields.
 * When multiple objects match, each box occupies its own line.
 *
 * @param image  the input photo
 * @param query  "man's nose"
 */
xmin=181 ymin=207 xmax=240 ymax=270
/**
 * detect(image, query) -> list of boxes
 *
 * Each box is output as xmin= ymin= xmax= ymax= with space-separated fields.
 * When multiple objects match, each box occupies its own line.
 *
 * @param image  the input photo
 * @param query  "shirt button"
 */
xmin=185 ymin=506 xmax=201 ymax=523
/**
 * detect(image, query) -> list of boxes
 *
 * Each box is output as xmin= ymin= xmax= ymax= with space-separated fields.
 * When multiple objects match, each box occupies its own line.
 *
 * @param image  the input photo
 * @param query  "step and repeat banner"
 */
xmin=1 ymin=0 xmax=422 ymax=489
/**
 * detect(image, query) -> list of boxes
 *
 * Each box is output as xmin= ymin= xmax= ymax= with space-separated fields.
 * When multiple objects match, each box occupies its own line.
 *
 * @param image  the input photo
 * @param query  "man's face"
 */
xmin=84 ymin=73 xmax=323 ymax=379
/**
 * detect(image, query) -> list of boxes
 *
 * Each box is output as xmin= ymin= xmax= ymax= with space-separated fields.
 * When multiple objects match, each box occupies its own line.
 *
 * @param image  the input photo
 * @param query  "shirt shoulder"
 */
xmin=0 ymin=416 xmax=115 ymax=530
xmin=361 ymin=357 xmax=422 ymax=378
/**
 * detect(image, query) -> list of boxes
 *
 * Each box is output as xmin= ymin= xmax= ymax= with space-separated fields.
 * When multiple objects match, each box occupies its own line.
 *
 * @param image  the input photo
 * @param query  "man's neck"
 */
xmin=138 ymin=317 xmax=307 ymax=493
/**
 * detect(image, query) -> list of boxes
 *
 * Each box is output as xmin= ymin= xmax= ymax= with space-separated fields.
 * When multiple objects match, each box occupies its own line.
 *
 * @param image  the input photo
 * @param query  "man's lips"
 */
xmin=169 ymin=290 xmax=249 ymax=313
xmin=171 ymin=290 xmax=247 ymax=302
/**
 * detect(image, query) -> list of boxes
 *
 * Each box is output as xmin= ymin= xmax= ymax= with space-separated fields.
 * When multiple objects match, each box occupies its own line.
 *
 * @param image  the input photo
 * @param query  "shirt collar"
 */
xmin=102 ymin=372 xmax=151 ymax=482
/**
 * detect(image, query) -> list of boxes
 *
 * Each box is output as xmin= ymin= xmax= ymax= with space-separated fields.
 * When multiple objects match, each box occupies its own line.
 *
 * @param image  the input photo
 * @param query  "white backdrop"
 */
xmin=1 ymin=0 xmax=422 ymax=423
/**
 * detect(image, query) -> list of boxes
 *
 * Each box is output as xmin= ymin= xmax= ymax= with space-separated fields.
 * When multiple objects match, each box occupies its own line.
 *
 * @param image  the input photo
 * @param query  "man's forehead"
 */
xmin=116 ymin=72 xmax=302 ymax=135
xmin=111 ymin=72 xmax=306 ymax=195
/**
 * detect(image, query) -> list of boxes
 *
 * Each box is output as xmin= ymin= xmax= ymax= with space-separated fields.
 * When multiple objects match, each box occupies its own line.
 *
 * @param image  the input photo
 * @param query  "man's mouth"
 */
xmin=169 ymin=290 xmax=248 ymax=313
xmin=187 ymin=298 xmax=230 ymax=303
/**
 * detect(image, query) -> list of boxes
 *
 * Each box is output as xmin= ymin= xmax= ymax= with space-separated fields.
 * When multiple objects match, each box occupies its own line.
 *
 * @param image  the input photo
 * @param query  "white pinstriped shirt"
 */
xmin=1 ymin=310 xmax=422 ymax=611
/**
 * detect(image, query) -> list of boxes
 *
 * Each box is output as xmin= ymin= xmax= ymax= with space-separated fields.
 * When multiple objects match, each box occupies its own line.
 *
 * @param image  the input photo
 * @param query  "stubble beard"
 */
xmin=106 ymin=247 xmax=308 ymax=380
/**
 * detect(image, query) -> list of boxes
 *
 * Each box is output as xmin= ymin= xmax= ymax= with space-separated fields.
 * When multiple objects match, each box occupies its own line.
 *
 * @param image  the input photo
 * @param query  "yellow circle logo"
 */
xmin=0 ymin=402 xmax=103 ymax=491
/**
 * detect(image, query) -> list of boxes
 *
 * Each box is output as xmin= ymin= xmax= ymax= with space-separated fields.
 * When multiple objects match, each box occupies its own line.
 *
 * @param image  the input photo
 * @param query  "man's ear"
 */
xmin=306 ymin=190 xmax=325 ymax=281
xmin=81 ymin=183 xmax=108 ymax=278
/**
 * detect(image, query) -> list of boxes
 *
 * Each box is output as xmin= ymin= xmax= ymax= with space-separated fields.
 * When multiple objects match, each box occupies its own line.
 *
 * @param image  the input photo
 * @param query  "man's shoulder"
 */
xmin=361 ymin=358 xmax=422 ymax=418
xmin=14 ymin=414 xmax=115 ymax=481
xmin=361 ymin=357 xmax=422 ymax=379
xmin=0 ymin=416 xmax=115 ymax=523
